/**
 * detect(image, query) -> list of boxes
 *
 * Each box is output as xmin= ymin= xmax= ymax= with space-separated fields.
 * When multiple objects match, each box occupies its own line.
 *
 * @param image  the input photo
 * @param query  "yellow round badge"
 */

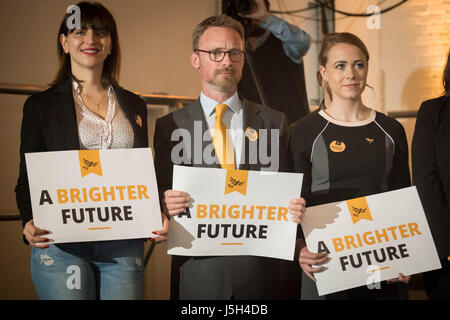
xmin=245 ymin=127 xmax=258 ymax=141
xmin=329 ymin=140 xmax=346 ymax=152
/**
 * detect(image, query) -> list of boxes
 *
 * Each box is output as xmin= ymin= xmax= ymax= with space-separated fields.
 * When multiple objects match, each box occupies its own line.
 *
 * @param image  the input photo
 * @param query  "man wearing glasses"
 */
xmin=153 ymin=15 xmax=306 ymax=300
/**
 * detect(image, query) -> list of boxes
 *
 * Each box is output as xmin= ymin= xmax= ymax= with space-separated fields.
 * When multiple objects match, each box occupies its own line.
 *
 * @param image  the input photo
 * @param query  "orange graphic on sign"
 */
xmin=346 ymin=196 xmax=373 ymax=224
xmin=224 ymin=170 xmax=248 ymax=195
xmin=78 ymin=150 xmax=103 ymax=178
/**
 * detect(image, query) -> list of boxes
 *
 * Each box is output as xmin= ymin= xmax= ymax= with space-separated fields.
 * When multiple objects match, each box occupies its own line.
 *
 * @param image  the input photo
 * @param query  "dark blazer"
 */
xmin=153 ymin=98 xmax=292 ymax=299
xmin=412 ymin=95 xmax=450 ymax=259
xmin=15 ymin=80 xmax=148 ymax=232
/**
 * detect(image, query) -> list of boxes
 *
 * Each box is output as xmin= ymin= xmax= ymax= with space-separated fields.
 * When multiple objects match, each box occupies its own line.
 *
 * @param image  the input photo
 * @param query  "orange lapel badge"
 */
xmin=245 ymin=127 xmax=258 ymax=142
xmin=135 ymin=114 xmax=142 ymax=127
xmin=330 ymin=140 xmax=346 ymax=152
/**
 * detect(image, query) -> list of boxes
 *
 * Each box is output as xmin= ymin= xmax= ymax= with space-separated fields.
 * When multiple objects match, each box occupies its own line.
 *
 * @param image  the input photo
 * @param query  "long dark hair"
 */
xmin=443 ymin=50 xmax=450 ymax=96
xmin=52 ymin=1 xmax=121 ymax=88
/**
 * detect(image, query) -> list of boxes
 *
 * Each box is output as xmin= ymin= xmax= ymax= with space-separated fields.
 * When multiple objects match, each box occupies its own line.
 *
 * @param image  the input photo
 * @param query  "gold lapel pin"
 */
xmin=245 ymin=127 xmax=258 ymax=141
xmin=135 ymin=114 xmax=142 ymax=127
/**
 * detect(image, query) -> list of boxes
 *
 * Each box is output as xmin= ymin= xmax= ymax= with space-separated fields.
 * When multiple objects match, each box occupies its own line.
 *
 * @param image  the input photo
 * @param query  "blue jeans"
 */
xmin=30 ymin=239 xmax=144 ymax=300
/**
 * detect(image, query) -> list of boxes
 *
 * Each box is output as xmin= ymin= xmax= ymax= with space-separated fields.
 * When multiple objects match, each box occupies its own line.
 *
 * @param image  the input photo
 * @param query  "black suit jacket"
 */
xmin=153 ymin=98 xmax=292 ymax=299
xmin=154 ymin=98 xmax=291 ymax=200
xmin=412 ymin=95 xmax=450 ymax=259
xmin=15 ymin=80 xmax=148 ymax=231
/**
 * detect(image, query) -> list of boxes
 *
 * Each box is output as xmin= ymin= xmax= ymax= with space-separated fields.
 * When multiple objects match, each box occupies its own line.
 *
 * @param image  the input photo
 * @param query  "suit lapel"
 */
xmin=437 ymin=97 xmax=450 ymax=137
xmin=50 ymin=82 xmax=145 ymax=151
xmin=53 ymin=81 xmax=79 ymax=150
xmin=175 ymin=99 xmax=220 ymax=168
xmin=113 ymin=86 xmax=142 ymax=148
xmin=114 ymin=86 xmax=134 ymax=125
xmin=240 ymin=99 xmax=264 ymax=170
xmin=436 ymin=97 xmax=450 ymax=170
xmin=178 ymin=98 xmax=265 ymax=170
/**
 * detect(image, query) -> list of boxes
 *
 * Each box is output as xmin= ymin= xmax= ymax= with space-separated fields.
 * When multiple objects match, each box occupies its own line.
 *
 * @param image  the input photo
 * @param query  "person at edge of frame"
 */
xmin=412 ymin=50 xmax=450 ymax=300
xmin=15 ymin=1 xmax=168 ymax=300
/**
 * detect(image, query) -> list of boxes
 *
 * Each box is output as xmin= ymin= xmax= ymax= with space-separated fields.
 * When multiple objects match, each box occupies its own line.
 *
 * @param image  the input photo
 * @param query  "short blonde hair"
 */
xmin=192 ymin=14 xmax=245 ymax=51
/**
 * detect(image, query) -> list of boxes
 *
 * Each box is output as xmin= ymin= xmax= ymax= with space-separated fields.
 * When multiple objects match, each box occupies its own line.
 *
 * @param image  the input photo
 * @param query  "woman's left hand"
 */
xmin=387 ymin=273 xmax=411 ymax=284
xmin=289 ymin=197 xmax=306 ymax=224
xmin=149 ymin=213 xmax=170 ymax=243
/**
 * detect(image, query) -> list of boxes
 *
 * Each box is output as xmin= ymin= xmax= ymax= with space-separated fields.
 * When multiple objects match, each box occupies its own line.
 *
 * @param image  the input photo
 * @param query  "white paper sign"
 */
xmin=167 ymin=165 xmax=303 ymax=260
xmin=25 ymin=148 xmax=162 ymax=243
xmin=301 ymin=186 xmax=441 ymax=296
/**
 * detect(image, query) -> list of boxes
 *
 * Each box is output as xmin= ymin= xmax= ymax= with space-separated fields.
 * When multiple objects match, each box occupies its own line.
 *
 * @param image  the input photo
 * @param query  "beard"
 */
xmin=207 ymin=67 xmax=240 ymax=92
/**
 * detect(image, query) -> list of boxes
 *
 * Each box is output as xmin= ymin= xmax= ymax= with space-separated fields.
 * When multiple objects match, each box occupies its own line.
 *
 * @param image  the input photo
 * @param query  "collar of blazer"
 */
xmin=241 ymin=99 xmax=266 ymax=171
xmin=51 ymin=80 xmax=141 ymax=149
xmin=181 ymin=97 xmax=266 ymax=170
xmin=184 ymin=96 xmax=264 ymax=131
xmin=436 ymin=95 xmax=450 ymax=150
xmin=51 ymin=80 xmax=79 ymax=150
xmin=437 ymin=95 xmax=450 ymax=124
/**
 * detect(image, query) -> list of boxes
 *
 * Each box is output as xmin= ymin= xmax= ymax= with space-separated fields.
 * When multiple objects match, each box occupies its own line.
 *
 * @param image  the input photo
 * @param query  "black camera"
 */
xmin=223 ymin=0 xmax=258 ymax=16
xmin=236 ymin=0 xmax=258 ymax=15
xmin=222 ymin=0 xmax=271 ymax=38
xmin=222 ymin=0 xmax=254 ymax=37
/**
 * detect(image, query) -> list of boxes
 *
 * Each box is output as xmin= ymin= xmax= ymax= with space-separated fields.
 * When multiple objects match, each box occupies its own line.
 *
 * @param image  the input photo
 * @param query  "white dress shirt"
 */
xmin=200 ymin=91 xmax=244 ymax=168
xmin=72 ymin=81 xmax=134 ymax=150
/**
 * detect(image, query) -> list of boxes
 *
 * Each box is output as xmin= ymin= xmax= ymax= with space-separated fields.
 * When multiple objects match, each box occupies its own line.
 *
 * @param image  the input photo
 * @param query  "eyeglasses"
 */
xmin=195 ymin=49 xmax=245 ymax=62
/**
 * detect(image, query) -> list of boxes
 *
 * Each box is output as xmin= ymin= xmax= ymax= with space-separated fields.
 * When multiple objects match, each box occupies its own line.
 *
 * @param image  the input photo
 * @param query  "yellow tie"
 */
xmin=213 ymin=104 xmax=235 ymax=170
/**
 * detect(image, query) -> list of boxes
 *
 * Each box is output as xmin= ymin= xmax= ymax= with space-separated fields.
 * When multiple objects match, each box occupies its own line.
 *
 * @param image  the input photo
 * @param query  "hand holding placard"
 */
xmin=168 ymin=166 xmax=303 ymax=260
xmin=25 ymin=148 xmax=162 ymax=243
xmin=300 ymin=187 xmax=441 ymax=296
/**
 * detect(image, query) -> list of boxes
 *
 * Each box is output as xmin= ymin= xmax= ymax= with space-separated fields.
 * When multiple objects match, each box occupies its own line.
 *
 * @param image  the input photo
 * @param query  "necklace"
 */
xmin=82 ymin=89 xmax=109 ymax=111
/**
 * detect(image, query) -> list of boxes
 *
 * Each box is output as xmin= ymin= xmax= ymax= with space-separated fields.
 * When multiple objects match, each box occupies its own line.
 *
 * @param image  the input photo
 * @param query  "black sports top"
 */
xmin=289 ymin=109 xmax=411 ymax=207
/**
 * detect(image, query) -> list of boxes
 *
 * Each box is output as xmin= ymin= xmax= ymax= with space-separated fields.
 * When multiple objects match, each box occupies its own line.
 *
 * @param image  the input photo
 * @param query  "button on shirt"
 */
xmin=200 ymin=92 xmax=244 ymax=168
xmin=72 ymin=81 xmax=134 ymax=150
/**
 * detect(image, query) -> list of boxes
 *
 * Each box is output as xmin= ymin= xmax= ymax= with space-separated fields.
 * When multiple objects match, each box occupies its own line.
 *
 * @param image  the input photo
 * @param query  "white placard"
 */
xmin=167 ymin=165 xmax=303 ymax=261
xmin=25 ymin=148 xmax=162 ymax=243
xmin=301 ymin=186 xmax=442 ymax=296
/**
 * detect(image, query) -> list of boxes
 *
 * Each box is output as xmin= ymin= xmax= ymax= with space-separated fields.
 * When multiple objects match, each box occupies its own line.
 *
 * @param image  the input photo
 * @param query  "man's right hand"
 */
xmin=297 ymin=239 xmax=329 ymax=282
xmin=162 ymin=190 xmax=191 ymax=216
xmin=23 ymin=219 xmax=51 ymax=248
